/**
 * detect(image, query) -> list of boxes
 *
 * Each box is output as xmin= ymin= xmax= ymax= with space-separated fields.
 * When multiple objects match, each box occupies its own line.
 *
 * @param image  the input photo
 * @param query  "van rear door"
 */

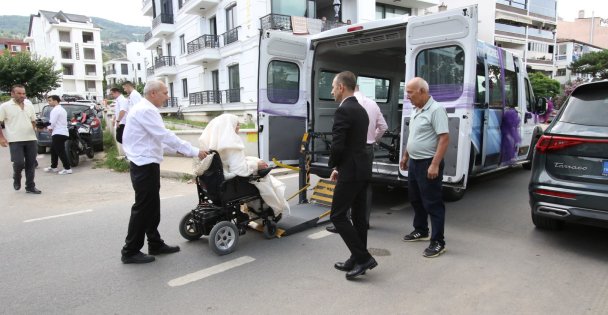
xmin=401 ymin=5 xmax=478 ymax=186
xmin=258 ymin=30 xmax=309 ymax=164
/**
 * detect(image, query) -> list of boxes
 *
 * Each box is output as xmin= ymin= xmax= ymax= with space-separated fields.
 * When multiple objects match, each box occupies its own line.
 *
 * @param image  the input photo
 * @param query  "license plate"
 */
xmin=603 ymin=160 xmax=608 ymax=176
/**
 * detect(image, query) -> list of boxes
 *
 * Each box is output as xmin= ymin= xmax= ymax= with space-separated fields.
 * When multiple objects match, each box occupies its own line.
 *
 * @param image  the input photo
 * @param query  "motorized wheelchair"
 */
xmin=179 ymin=150 xmax=281 ymax=255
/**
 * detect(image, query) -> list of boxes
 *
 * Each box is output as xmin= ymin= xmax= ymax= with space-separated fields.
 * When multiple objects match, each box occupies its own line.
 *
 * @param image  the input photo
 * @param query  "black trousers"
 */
xmin=116 ymin=124 xmax=125 ymax=144
xmin=50 ymin=134 xmax=70 ymax=169
xmin=122 ymin=162 xmax=164 ymax=256
xmin=408 ymin=158 xmax=446 ymax=245
xmin=330 ymin=180 xmax=372 ymax=264
xmin=9 ymin=141 xmax=37 ymax=190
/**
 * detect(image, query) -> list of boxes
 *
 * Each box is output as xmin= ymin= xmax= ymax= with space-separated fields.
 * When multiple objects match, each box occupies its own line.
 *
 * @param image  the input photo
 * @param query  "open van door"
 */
xmin=258 ymin=30 xmax=310 ymax=164
xmin=401 ymin=5 xmax=478 ymax=192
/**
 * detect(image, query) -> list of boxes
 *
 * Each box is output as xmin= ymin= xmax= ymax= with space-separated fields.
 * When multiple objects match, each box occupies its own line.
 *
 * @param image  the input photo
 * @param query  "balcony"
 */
xmin=259 ymin=14 xmax=347 ymax=34
xmin=184 ymin=35 xmax=220 ymax=65
xmin=106 ymin=69 xmax=117 ymax=75
xmin=151 ymin=14 xmax=175 ymax=38
xmin=222 ymin=27 xmax=239 ymax=46
xmin=183 ymin=0 xmax=220 ymax=15
xmin=144 ymin=30 xmax=160 ymax=49
xmin=189 ymin=89 xmax=240 ymax=106
xmin=146 ymin=67 xmax=155 ymax=77
xmin=164 ymin=97 xmax=178 ymax=107
xmin=142 ymin=0 xmax=153 ymax=16
xmin=153 ymin=56 xmax=177 ymax=76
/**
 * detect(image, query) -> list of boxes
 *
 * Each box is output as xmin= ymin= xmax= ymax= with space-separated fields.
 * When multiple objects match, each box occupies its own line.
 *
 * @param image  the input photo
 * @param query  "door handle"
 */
xmin=258 ymin=125 xmax=264 ymax=133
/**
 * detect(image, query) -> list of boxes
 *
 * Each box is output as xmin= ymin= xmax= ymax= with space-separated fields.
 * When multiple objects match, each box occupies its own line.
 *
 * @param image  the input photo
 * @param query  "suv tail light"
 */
xmin=533 ymin=189 xmax=577 ymax=200
xmin=535 ymin=135 xmax=608 ymax=153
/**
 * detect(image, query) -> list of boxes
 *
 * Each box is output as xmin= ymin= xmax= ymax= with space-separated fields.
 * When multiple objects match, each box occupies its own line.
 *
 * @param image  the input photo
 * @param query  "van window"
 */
xmin=399 ymin=81 xmax=405 ymax=104
xmin=524 ymin=78 xmax=533 ymax=112
xmin=415 ymin=45 xmax=464 ymax=102
xmin=318 ymin=71 xmax=338 ymax=100
xmin=357 ymin=76 xmax=390 ymax=103
xmin=475 ymin=57 xmax=486 ymax=107
xmin=267 ymin=60 xmax=299 ymax=104
xmin=504 ymin=69 xmax=518 ymax=108
xmin=488 ymin=65 xmax=503 ymax=108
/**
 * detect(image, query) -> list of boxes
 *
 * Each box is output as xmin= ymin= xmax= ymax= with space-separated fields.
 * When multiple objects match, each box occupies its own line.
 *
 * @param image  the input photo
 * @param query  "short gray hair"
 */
xmin=410 ymin=77 xmax=430 ymax=93
xmin=143 ymin=80 xmax=165 ymax=96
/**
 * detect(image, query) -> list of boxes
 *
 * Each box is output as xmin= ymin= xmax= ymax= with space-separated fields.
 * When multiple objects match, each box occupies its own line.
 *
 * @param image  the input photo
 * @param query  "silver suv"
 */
xmin=529 ymin=81 xmax=608 ymax=229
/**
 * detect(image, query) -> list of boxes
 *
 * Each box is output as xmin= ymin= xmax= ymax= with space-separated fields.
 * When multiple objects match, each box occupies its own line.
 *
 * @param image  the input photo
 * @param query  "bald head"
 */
xmin=143 ymin=80 xmax=169 ymax=107
xmin=406 ymin=77 xmax=431 ymax=108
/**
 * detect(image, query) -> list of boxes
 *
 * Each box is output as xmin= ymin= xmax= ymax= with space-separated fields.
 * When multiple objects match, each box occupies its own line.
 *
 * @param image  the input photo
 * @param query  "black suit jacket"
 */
xmin=328 ymin=96 xmax=372 ymax=182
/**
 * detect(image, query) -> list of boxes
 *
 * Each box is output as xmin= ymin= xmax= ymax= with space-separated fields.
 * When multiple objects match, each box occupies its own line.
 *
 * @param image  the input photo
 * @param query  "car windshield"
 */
xmin=42 ymin=105 xmax=93 ymax=120
xmin=559 ymin=85 xmax=608 ymax=127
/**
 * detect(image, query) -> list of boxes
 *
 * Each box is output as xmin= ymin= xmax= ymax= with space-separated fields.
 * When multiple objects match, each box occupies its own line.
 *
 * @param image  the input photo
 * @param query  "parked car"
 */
xmin=529 ymin=80 xmax=608 ymax=230
xmin=36 ymin=103 xmax=103 ymax=154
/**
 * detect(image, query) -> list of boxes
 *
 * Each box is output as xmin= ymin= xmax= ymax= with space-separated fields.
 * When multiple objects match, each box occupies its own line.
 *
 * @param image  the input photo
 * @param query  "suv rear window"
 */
xmin=559 ymin=85 xmax=608 ymax=127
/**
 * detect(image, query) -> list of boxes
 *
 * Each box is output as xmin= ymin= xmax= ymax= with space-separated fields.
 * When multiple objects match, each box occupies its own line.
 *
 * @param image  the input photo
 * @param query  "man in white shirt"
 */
xmin=0 ymin=84 xmax=41 ymax=194
xmin=120 ymin=80 xmax=207 ymax=264
xmin=110 ymin=88 xmax=128 ymax=143
xmin=43 ymin=95 xmax=72 ymax=175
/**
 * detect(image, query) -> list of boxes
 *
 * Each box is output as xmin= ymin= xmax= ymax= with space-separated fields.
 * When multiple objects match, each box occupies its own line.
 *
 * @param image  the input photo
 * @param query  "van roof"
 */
xmin=311 ymin=15 xmax=410 ymax=41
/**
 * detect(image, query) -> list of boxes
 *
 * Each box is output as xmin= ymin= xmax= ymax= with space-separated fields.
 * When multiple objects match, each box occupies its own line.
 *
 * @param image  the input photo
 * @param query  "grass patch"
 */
xmin=163 ymin=117 xmax=207 ymax=128
xmin=97 ymin=130 xmax=130 ymax=172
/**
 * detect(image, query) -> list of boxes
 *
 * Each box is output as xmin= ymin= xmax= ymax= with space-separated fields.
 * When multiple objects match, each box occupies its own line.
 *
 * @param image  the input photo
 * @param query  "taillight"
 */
xmin=535 ymin=135 xmax=608 ymax=153
xmin=347 ymin=26 xmax=363 ymax=32
xmin=534 ymin=189 xmax=577 ymax=200
xmin=91 ymin=117 xmax=100 ymax=128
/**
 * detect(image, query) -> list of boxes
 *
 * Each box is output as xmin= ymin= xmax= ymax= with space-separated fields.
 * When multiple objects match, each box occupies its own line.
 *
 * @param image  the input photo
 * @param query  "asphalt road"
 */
xmin=1 ymin=148 xmax=608 ymax=314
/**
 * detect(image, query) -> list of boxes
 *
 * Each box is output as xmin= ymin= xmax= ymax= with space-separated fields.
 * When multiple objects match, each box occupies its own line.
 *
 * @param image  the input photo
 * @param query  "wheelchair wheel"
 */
xmin=209 ymin=221 xmax=239 ymax=255
xmin=179 ymin=213 xmax=203 ymax=241
xmin=263 ymin=220 xmax=277 ymax=239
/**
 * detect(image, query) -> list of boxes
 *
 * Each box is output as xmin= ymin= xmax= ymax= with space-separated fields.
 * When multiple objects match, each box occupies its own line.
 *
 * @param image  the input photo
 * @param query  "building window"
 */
xmin=528 ymin=0 xmax=556 ymax=19
xmin=180 ymin=35 xmax=185 ymax=54
xmin=226 ymin=3 xmax=237 ymax=31
xmin=85 ymin=80 xmax=96 ymax=92
xmin=376 ymin=3 xmax=411 ymax=20
xmin=137 ymin=63 xmax=141 ymax=70
xmin=85 ymin=64 xmax=96 ymax=76
xmin=82 ymin=32 xmax=94 ymax=43
xmin=556 ymin=68 xmax=567 ymax=76
xmin=121 ymin=64 xmax=129 ymax=75
xmin=271 ymin=0 xmax=306 ymax=16
xmin=267 ymin=60 xmax=299 ymax=104
xmin=62 ymin=64 xmax=74 ymax=75
xmin=60 ymin=47 xmax=72 ymax=59
xmin=182 ymin=78 xmax=188 ymax=98
xmin=138 ymin=77 xmax=142 ymax=85
xmin=59 ymin=31 xmax=71 ymax=42
xmin=228 ymin=64 xmax=240 ymax=102
xmin=178 ymin=0 xmax=183 ymax=9
xmin=83 ymin=48 xmax=95 ymax=59
xmin=11 ymin=45 xmax=21 ymax=52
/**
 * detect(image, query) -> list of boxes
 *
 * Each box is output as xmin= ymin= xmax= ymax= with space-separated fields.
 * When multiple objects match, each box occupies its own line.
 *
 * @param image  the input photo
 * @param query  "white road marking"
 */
xmin=23 ymin=209 xmax=93 ymax=223
xmin=390 ymin=203 xmax=409 ymax=211
xmin=168 ymin=256 xmax=255 ymax=287
xmin=308 ymin=230 xmax=334 ymax=240
xmin=160 ymin=194 xmax=184 ymax=200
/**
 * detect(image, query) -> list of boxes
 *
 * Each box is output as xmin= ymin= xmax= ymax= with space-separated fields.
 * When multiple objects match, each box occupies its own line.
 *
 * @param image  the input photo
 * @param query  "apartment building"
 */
xmin=105 ymin=42 xmax=151 ymax=87
xmin=438 ymin=0 xmax=557 ymax=75
xmin=557 ymin=11 xmax=608 ymax=49
xmin=0 ymin=38 xmax=30 ymax=56
xmin=25 ymin=10 xmax=104 ymax=100
xmin=141 ymin=0 xmax=437 ymax=118
xmin=553 ymin=39 xmax=603 ymax=84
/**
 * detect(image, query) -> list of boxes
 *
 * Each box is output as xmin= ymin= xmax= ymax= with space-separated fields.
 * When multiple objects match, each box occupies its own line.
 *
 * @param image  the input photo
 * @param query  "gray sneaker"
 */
xmin=402 ymin=230 xmax=430 ymax=242
xmin=423 ymin=241 xmax=446 ymax=258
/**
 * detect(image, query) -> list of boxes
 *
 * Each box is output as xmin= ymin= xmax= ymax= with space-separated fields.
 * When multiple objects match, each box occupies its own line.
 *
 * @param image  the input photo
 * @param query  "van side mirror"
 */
xmin=534 ymin=97 xmax=547 ymax=115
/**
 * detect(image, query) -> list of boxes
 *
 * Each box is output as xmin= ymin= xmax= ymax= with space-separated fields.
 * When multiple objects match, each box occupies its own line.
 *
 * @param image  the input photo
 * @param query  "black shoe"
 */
xmin=149 ymin=244 xmax=180 ymax=255
xmin=334 ymin=258 xmax=355 ymax=272
xmin=423 ymin=241 xmax=446 ymax=258
xmin=13 ymin=179 xmax=21 ymax=191
xmin=326 ymin=225 xmax=338 ymax=233
xmin=402 ymin=230 xmax=429 ymax=242
xmin=122 ymin=252 xmax=155 ymax=264
xmin=25 ymin=187 xmax=41 ymax=194
xmin=345 ymin=257 xmax=378 ymax=280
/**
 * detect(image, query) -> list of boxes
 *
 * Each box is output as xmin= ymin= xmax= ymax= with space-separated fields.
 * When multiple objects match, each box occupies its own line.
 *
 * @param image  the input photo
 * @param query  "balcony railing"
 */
xmin=187 ymin=35 xmax=220 ymax=54
xmin=106 ymin=69 xmax=117 ymax=75
xmin=152 ymin=14 xmax=174 ymax=28
xmin=164 ymin=97 xmax=178 ymax=107
xmin=154 ymin=56 xmax=176 ymax=68
xmin=144 ymin=31 xmax=153 ymax=42
xmin=259 ymin=14 xmax=347 ymax=33
xmin=146 ymin=67 xmax=155 ymax=76
xmin=222 ymin=27 xmax=239 ymax=46
xmin=189 ymin=88 xmax=240 ymax=105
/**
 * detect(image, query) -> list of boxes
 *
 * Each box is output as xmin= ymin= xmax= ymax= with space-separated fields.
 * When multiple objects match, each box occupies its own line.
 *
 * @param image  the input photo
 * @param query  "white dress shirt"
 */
xmin=49 ymin=105 xmax=68 ymax=136
xmin=354 ymin=91 xmax=388 ymax=144
xmin=123 ymin=98 xmax=199 ymax=166
xmin=128 ymin=90 xmax=142 ymax=109
xmin=114 ymin=94 xmax=128 ymax=125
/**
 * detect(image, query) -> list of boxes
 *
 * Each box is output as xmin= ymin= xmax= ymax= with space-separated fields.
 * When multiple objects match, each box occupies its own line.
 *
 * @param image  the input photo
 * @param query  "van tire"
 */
xmin=531 ymin=211 xmax=564 ymax=230
xmin=442 ymin=186 xmax=466 ymax=202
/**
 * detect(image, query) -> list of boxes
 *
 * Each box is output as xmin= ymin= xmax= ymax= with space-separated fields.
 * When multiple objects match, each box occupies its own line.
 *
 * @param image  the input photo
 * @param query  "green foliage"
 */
xmin=554 ymin=78 xmax=585 ymax=109
xmin=0 ymin=15 xmax=30 ymax=38
xmin=529 ymin=72 xmax=561 ymax=98
xmin=0 ymin=52 xmax=61 ymax=99
xmin=98 ymin=129 xmax=130 ymax=172
xmin=163 ymin=117 xmax=208 ymax=128
xmin=568 ymin=50 xmax=608 ymax=80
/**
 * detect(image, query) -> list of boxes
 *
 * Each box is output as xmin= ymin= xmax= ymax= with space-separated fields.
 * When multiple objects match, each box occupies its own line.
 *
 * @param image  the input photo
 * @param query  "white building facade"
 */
xmin=554 ymin=39 xmax=603 ymax=84
xmin=25 ymin=11 xmax=104 ymax=100
xmin=105 ymin=42 xmax=151 ymax=87
xmin=141 ymin=0 xmax=437 ymax=118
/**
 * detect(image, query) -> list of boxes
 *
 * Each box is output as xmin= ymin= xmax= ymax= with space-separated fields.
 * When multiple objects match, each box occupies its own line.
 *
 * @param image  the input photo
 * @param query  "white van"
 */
xmin=257 ymin=5 xmax=546 ymax=201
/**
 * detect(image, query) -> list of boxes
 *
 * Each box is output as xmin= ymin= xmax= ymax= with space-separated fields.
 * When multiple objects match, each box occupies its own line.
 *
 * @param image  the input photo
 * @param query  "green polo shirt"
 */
xmin=406 ymin=96 xmax=449 ymax=160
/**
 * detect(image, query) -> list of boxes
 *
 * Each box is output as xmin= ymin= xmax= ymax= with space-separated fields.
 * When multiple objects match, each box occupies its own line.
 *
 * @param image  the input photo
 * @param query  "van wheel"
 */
xmin=531 ymin=211 xmax=564 ymax=230
xmin=442 ymin=186 xmax=466 ymax=202
xmin=37 ymin=145 xmax=46 ymax=154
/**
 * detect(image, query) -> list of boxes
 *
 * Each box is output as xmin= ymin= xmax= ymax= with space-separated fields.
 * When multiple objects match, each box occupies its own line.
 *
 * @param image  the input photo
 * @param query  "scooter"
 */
xmin=65 ymin=111 xmax=95 ymax=167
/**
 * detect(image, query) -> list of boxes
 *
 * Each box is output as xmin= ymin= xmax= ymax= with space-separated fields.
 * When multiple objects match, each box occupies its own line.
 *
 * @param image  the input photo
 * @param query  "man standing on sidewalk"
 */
xmin=116 ymin=82 xmax=141 ymax=143
xmin=120 ymin=80 xmax=207 ymax=264
xmin=0 ymin=84 xmax=41 ymax=194
xmin=400 ymin=77 xmax=449 ymax=258
xmin=110 ymin=88 xmax=128 ymax=143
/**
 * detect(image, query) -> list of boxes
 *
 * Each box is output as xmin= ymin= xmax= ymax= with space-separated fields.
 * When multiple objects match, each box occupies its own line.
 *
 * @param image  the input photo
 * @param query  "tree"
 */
xmin=569 ymin=49 xmax=608 ymax=80
xmin=529 ymin=72 xmax=561 ymax=98
xmin=554 ymin=78 xmax=585 ymax=109
xmin=0 ymin=52 xmax=61 ymax=99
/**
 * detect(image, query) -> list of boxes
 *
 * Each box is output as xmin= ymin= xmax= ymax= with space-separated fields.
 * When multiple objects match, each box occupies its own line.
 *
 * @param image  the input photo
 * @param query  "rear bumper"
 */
xmin=529 ymin=184 xmax=608 ymax=227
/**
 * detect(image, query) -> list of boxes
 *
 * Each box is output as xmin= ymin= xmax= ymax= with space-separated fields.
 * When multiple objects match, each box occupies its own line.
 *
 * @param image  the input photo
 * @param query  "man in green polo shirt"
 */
xmin=399 ymin=77 xmax=449 ymax=258
xmin=0 ymin=84 xmax=42 ymax=194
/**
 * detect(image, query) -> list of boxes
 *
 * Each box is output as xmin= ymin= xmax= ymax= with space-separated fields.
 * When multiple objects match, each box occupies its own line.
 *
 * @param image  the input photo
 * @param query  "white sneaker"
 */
xmin=58 ymin=169 xmax=73 ymax=175
xmin=44 ymin=167 xmax=58 ymax=173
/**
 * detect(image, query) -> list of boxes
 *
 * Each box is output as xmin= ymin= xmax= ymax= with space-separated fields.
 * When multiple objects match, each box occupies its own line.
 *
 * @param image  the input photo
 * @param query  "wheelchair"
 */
xmin=178 ymin=151 xmax=281 ymax=255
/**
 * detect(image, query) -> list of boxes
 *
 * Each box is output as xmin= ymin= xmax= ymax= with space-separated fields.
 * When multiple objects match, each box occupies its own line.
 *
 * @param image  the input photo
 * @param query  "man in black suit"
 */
xmin=328 ymin=71 xmax=377 ymax=280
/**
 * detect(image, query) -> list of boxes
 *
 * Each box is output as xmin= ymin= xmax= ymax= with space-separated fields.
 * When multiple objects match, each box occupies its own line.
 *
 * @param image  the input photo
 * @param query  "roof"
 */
xmin=39 ymin=10 xmax=92 ymax=24
xmin=556 ymin=38 xmax=605 ymax=50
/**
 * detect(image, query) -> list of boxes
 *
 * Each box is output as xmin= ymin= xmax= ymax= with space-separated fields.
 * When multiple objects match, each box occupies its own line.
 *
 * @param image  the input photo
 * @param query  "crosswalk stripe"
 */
xmin=23 ymin=209 xmax=93 ymax=223
xmin=168 ymin=256 xmax=255 ymax=287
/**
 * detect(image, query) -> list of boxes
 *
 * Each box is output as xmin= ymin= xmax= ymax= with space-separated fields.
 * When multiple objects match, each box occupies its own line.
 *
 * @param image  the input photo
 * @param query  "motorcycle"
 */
xmin=65 ymin=111 xmax=95 ymax=167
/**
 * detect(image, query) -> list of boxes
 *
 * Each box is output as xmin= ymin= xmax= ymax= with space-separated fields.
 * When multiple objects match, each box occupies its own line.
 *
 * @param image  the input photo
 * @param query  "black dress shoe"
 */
xmin=149 ymin=244 xmax=180 ymax=255
xmin=122 ymin=252 xmax=155 ymax=264
xmin=345 ymin=257 xmax=378 ymax=280
xmin=326 ymin=225 xmax=338 ymax=233
xmin=334 ymin=258 xmax=355 ymax=272
xmin=25 ymin=187 xmax=41 ymax=194
xmin=13 ymin=180 xmax=21 ymax=191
